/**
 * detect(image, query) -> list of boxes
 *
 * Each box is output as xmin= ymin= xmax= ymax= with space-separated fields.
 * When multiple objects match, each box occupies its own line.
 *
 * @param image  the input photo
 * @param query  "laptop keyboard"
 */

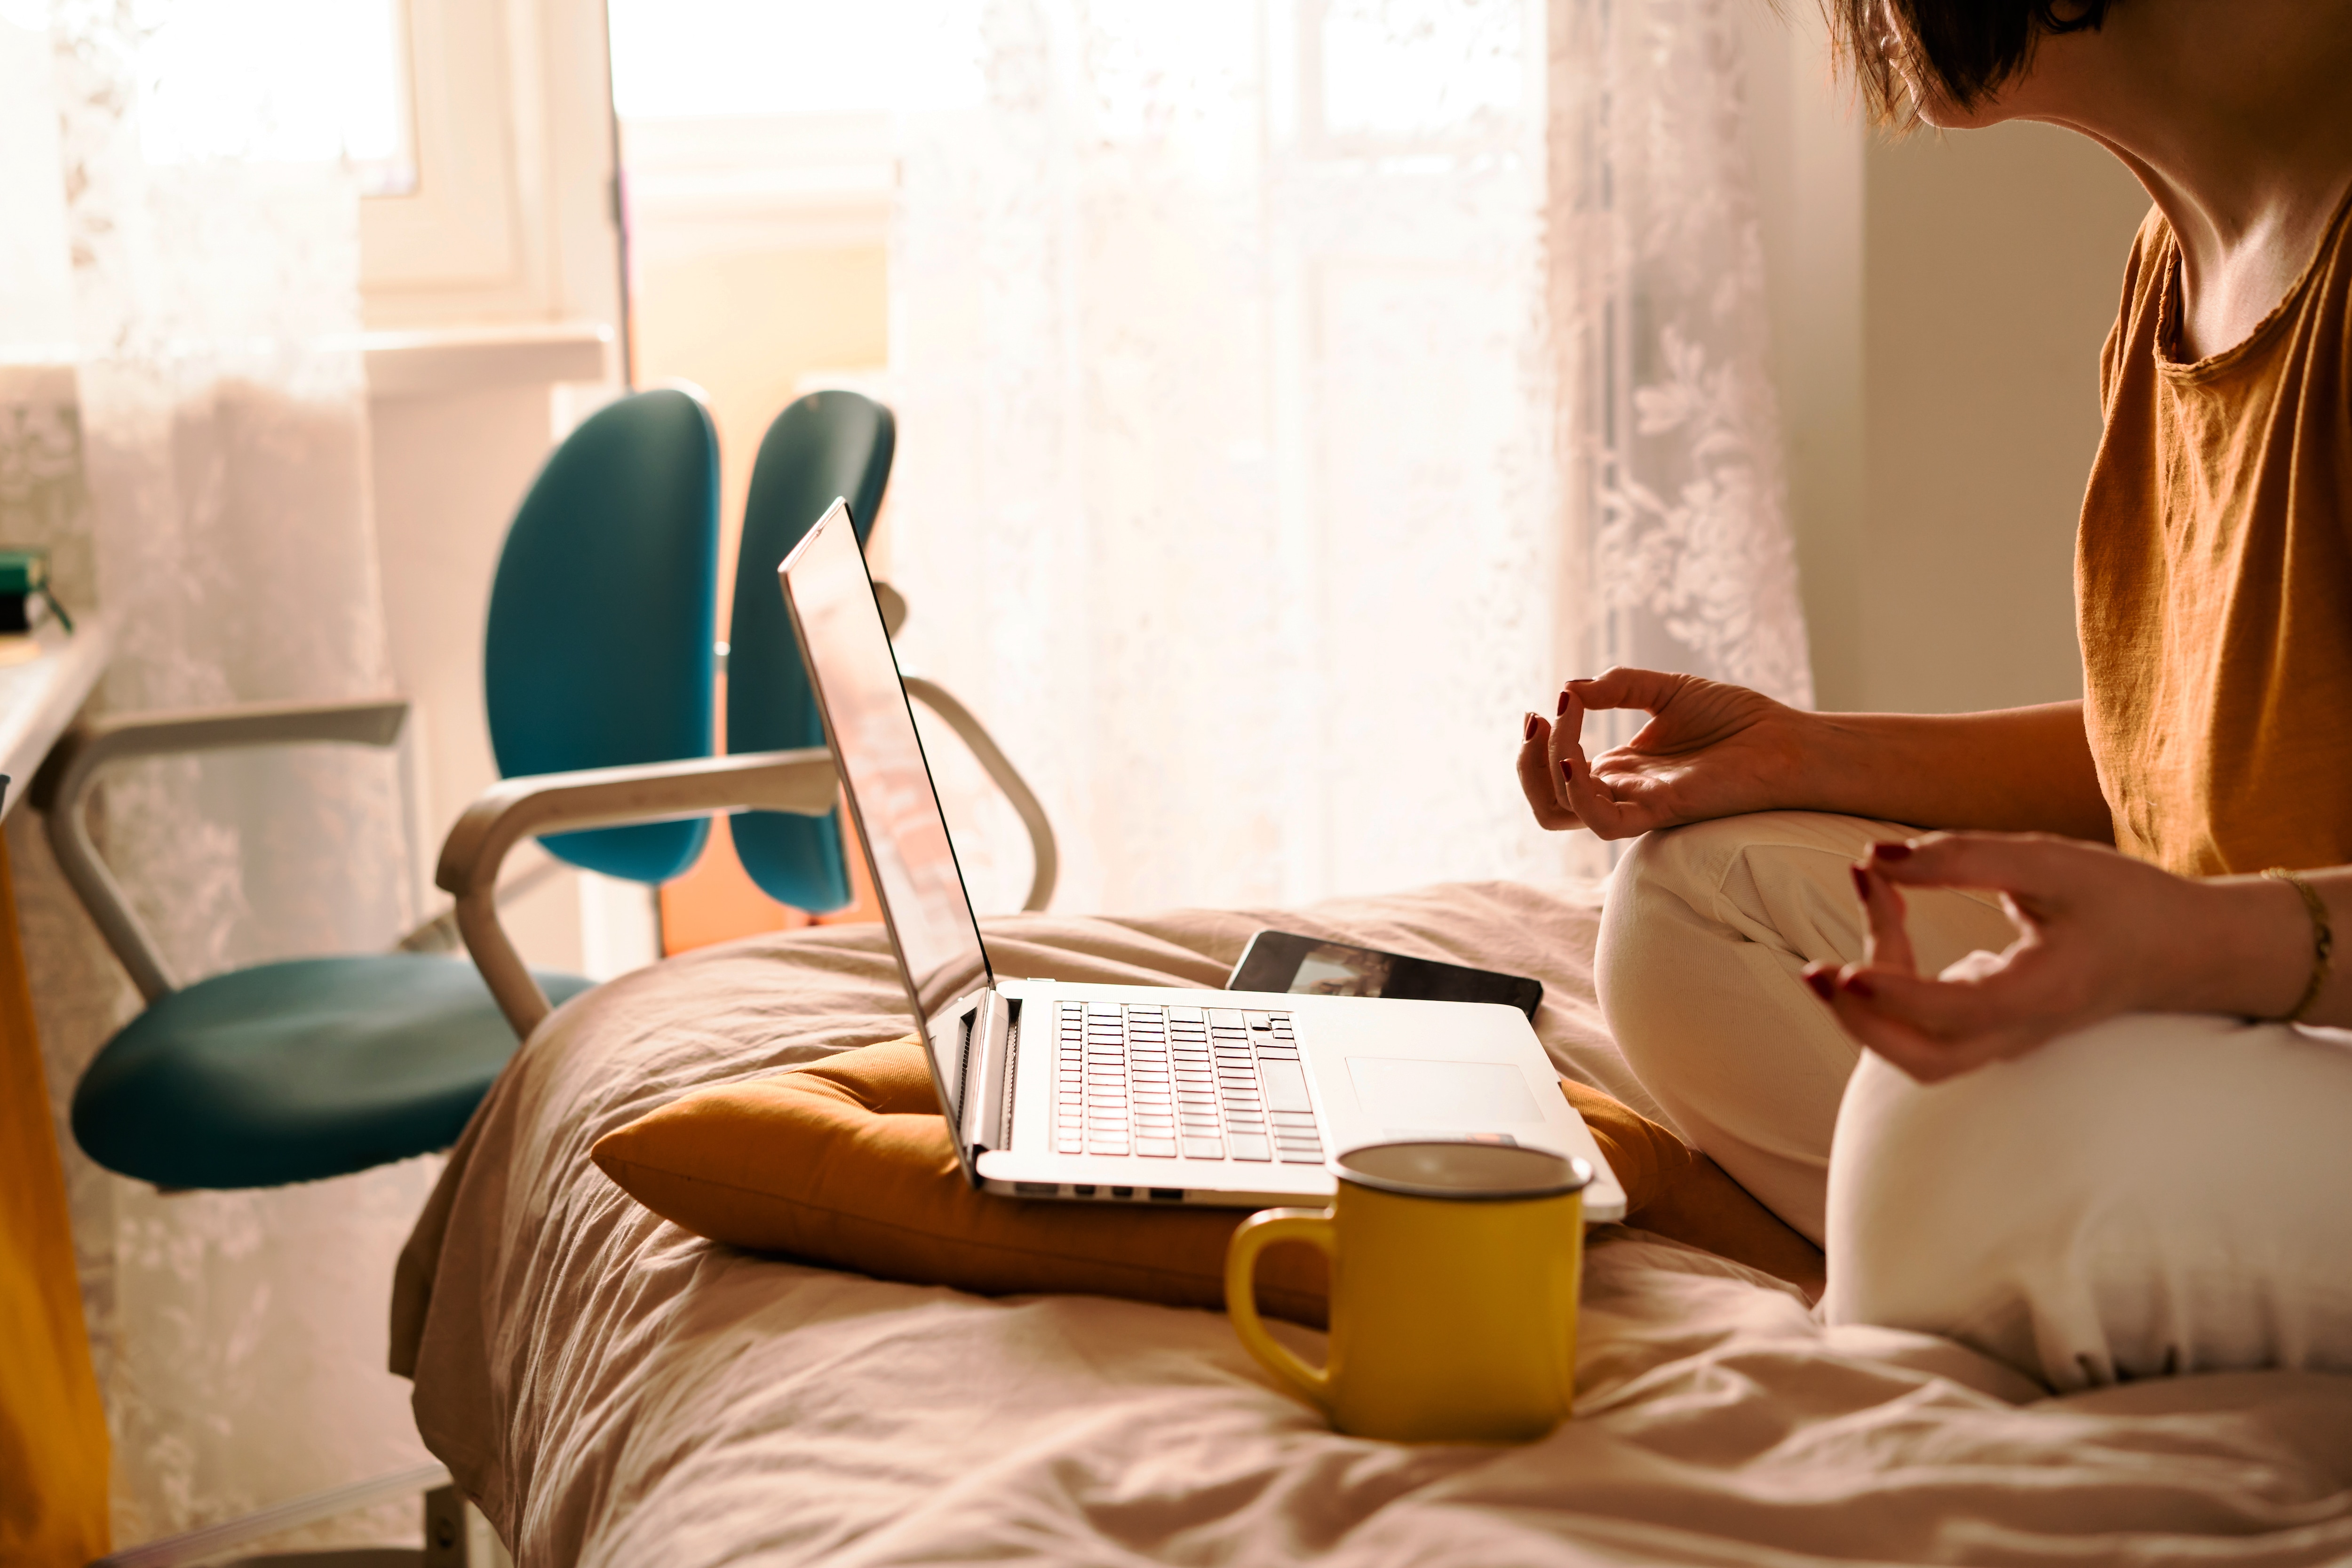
xmin=1053 ymin=1003 xmax=1327 ymax=1164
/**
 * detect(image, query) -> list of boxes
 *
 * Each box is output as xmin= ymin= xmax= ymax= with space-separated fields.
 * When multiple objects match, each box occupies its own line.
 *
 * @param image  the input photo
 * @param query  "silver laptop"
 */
xmin=778 ymin=498 xmax=1625 ymax=1219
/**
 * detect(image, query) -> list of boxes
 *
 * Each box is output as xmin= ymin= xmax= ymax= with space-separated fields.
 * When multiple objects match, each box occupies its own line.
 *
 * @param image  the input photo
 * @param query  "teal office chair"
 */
xmin=438 ymin=389 xmax=1057 ymax=1041
xmin=30 ymin=387 xmax=722 ymax=1566
xmin=723 ymin=389 xmax=895 ymax=911
xmin=727 ymin=389 xmax=1056 ymax=915
xmin=483 ymin=388 xmax=720 ymax=888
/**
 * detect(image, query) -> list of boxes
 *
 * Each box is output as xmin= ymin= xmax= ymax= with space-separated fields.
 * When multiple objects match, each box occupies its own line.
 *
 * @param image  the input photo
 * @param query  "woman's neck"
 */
xmin=1946 ymin=2 xmax=2352 ymax=360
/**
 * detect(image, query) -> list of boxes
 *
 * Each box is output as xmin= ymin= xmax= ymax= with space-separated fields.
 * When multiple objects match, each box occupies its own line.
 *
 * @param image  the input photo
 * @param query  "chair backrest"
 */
xmin=483 ymin=388 xmax=720 ymax=883
xmin=726 ymin=390 xmax=894 ymax=910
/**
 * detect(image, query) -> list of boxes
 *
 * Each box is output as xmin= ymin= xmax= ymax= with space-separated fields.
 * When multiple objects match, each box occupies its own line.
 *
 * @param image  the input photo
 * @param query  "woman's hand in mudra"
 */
xmin=1517 ymin=668 xmax=1806 ymax=838
xmin=1804 ymin=832 xmax=2313 ymax=1082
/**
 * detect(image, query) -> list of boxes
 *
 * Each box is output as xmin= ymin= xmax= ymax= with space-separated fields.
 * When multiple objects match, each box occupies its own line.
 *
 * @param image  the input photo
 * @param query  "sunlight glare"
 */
xmin=1322 ymin=0 xmax=1522 ymax=139
xmin=135 ymin=0 xmax=413 ymax=190
xmin=607 ymin=0 xmax=983 ymax=119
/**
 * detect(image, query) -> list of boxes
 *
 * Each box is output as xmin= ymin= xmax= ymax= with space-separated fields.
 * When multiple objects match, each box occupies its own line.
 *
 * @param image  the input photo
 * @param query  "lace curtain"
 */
xmin=1550 ymin=0 xmax=1814 ymax=722
xmin=3 ymin=2 xmax=427 ymax=1550
xmin=887 ymin=0 xmax=1806 ymax=914
xmin=889 ymin=0 xmax=1588 ymax=910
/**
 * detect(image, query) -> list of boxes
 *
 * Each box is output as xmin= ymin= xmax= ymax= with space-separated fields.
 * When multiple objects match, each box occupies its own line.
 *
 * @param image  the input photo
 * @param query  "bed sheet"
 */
xmin=392 ymin=881 xmax=2352 ymax=1567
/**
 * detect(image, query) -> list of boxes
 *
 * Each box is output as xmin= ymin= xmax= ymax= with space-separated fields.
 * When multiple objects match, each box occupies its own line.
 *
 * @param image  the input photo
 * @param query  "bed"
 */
xmin=390 ymin=880 xmax=2352 ymax=1567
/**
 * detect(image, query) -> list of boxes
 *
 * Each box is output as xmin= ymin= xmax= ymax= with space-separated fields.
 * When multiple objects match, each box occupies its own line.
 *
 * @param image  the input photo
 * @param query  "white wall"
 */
xmin=1856 ymin=124 xmax=2151 ymax=713
xmin=369 ymin=365 xmax=597 ymax=971
xmin=1739 ymin=10 xmax=2152 ymax=716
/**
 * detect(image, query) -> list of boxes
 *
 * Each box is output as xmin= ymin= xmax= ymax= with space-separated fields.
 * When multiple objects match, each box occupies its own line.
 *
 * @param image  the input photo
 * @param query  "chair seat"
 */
xmin=72 ymin=954 xmax=594 ymax=1190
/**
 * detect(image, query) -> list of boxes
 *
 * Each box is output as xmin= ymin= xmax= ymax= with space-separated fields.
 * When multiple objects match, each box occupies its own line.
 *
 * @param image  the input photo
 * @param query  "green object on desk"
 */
xmin=0 ymin=546 xmax=73 ymax=634
xmin=0 ymin=547 xmax=48 ymax=596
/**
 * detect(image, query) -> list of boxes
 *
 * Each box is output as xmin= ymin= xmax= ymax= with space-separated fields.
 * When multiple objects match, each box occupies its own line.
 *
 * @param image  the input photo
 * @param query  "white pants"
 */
xmin=1597 ymin=810 xmax=2352 ymax=1390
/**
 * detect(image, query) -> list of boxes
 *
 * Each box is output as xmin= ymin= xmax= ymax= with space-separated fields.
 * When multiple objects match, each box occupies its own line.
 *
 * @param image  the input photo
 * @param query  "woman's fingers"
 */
xmin=1866 ymin=831 xmax=2081 ymax=903
xmin=1805 ymin=949 xmax=2061 ymax=1082
xmin=1831 ymin=992 xmax=2025 ymax=1082
xmin=1547 ymin=687 xmax=1584 ymax=812
xmin=1838 ymin=962 xmax=2018 ymax=1039
xmin=1565 ymin=666 xmax=1685 ymax=716
xmin=1853 ymin=863 xmax=1915 ymax=974
xmin=1528 ymin=670 xmax=1727 ymax=839
xmin=1803 ymin=965 xmax=2018 ymax=1082
xmin=1518 ymin=692 xmax=1657 ymax=836
xmin=1516 ymin=712 xmax=1581 ymax=830
xmin=1562 ymin=748 xmax=1648 ymax=838
xmin=1547 ymin=685 xmax=1665 ymax=839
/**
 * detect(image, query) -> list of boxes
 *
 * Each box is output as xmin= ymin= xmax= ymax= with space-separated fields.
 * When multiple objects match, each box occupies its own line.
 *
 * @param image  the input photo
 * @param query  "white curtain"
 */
xmin=886 ymin=0 xmax=1808 ymax=916
xmin=1551 ymin=0 xmax=1813 ymax=726
xmin=3 ymin=2 xmax=429 ymax=1551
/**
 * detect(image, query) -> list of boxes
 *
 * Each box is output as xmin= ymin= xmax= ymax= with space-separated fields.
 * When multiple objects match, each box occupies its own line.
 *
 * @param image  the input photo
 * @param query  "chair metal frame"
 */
xmin=31 ymin=696 xmax=567 ymax=995
xmin=32 ymin=698 xmax=412 ymax=1003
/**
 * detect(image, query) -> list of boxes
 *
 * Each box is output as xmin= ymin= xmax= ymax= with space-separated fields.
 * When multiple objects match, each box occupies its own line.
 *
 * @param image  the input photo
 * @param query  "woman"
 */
xmin=1519 ymin=0 xmax=2352 ymax=1389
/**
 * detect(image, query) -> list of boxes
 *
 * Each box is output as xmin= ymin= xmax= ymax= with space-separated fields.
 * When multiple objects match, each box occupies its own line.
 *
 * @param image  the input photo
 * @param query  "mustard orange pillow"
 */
xmin=591 ymin=1036 xmax=1826 ymax=1320
xmin=590 ymin=1036 xmax=1332 ymax=1325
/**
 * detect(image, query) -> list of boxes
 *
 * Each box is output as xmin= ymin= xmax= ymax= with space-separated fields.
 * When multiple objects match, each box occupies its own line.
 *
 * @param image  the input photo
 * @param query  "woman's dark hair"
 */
xmin=1821 ymin=1 xmax=2111 ymax=124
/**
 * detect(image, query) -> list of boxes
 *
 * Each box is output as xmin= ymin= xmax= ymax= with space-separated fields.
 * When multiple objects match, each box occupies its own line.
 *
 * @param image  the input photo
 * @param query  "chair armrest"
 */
xmin=30 ymin=699 xmax=406 ymax=808
xmin=435 ymin=748 xmax=839 ymax=1039
xmin=30 ymin=698 xmax=410 ymax=1005
xmin=901 ymin=677 xmax=1058 ymax=912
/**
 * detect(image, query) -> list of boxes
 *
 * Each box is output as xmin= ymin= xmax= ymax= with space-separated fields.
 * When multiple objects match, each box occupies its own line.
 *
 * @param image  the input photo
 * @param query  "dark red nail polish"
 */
xmin=1871 ymin=841 xmax=1914 ymax=862
xmin=1803 ymin=970 xmax=1835 ymax=1001
xmin=1523 ymin=712 xmax=1538 ymax=742
xmin=1850 ymin=865 xmax=1871 ymax=900
xmin=1556 ymin=688 xmax=1572 ymax=716
xmin=1560 ymin=758 xmax=1573 ymax=781
xmin=1843 ymin=973 xmax=1875 ymax=1000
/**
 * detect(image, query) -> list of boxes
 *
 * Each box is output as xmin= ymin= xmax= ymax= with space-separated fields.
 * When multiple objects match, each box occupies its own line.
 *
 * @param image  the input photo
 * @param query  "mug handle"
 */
xmin=1224 ymin=1207 xmax=1336 ymax=1410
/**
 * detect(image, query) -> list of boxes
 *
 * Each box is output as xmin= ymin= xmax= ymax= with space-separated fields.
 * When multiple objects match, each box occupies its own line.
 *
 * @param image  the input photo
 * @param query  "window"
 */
xmin=135 ymin=0 xmax=416 ymax=193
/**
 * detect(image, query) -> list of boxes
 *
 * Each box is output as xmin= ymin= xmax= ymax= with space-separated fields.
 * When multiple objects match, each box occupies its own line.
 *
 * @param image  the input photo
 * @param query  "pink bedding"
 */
xmin=391 ymin=881 xmax=2352 ymax=1566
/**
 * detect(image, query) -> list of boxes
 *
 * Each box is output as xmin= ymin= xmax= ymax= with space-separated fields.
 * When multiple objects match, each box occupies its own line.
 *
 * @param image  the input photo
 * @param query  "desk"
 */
xmin=0 ymin=614 xmax=112 ymax=814
xmin=0 ymin=612 xmax=113 ymax=1566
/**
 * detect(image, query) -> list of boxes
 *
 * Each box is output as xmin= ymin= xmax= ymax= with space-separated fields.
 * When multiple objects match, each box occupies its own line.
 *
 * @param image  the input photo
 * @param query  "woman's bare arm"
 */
xmin=1791 ymin=701 xmax=2114 ymax=840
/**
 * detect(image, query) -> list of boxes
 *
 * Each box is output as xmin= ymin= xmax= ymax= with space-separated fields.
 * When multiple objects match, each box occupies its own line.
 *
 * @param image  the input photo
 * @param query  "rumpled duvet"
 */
xmin=392 ymin=881 xmax=2352 ymax=1567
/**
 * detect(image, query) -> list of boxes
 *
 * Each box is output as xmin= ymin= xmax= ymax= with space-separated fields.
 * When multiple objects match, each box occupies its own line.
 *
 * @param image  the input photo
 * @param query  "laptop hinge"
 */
xmin=997 ymin=996 xmax=1022 ymax=1154
xmin=956 ymin=989 xmax=1015 ymax=1180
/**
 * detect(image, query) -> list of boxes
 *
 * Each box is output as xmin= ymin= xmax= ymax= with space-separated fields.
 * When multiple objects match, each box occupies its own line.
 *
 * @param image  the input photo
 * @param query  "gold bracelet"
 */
xmin=2262 ymin=868 xmax=2334 ymax=1024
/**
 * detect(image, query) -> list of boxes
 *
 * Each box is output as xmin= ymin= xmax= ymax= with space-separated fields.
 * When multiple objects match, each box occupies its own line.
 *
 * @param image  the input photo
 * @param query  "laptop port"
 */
xmin=1073 ymin=1184 xmax=1096 ymax=1197
xmin=1014 ymin=1182 xmax=1059 ymax=1197
xmin=1148 ymin=1188 xmax=1184 ymax=1203
xmin=1111 ymin=1186 xmax=1134 ymax=1199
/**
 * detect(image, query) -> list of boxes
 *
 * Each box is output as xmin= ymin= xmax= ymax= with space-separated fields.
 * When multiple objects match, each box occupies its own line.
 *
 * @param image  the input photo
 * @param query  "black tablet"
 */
xmin=1226 ymin=929 xmax=1543 ymax=1019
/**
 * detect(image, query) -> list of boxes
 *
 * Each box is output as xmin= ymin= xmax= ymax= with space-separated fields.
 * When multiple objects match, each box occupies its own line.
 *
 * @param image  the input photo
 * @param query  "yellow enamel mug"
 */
xmin=1224 ymin=1141 xmax=1591 ymax=1443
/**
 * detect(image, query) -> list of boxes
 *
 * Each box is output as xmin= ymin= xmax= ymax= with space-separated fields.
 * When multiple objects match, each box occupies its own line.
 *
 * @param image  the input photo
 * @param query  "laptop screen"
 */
xmin=777 ymin=500 xmax=994 ymax=1040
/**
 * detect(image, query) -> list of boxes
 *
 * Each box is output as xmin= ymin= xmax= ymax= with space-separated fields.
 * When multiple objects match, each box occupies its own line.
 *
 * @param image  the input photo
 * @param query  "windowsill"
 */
xmin=358 ymin=322 xmax=613 ymax=399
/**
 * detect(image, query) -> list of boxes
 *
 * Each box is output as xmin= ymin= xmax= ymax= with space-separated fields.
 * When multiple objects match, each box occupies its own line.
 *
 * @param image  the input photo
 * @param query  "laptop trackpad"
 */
xmin=1346 ymin=1057 xmax=1543 ymax=1129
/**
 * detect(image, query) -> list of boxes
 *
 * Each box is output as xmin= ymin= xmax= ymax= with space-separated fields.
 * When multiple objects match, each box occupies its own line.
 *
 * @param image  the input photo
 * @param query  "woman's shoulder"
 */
xmin=2100 ymin=205 xmax=2173 ymax=408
